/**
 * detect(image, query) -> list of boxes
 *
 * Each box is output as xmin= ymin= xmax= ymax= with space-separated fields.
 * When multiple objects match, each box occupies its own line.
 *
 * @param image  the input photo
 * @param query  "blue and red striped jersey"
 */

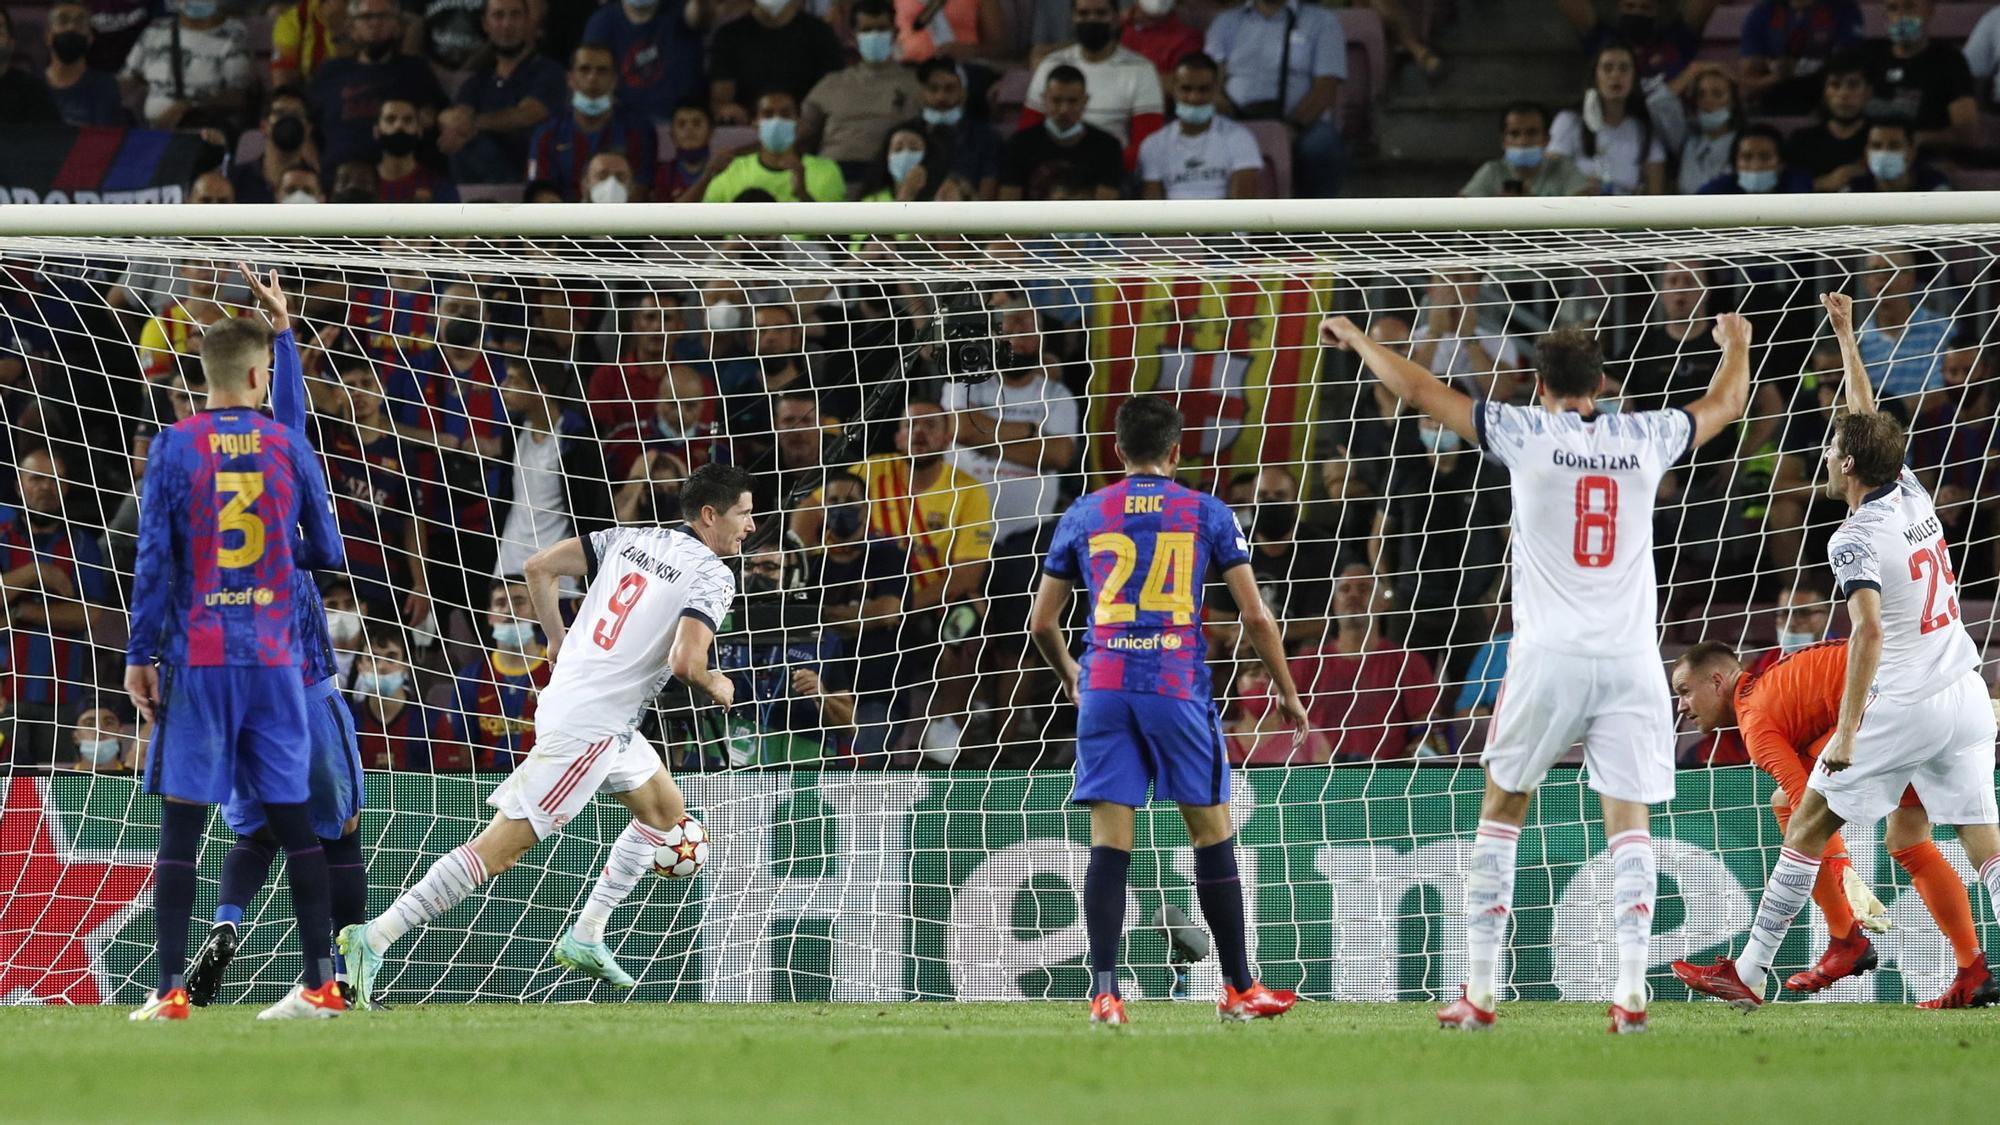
xmin=126 ymin=407 xmax=344 ymax=668
xmin=1043 ymin=474 xmax=1249 ymax=701
xmin=270 ymin=328 xmax=339 ymax=687
xmin=439 ymin=650 xmax=551 ymax=771
xmin=0 ymin=512 xmax=115 ymax=708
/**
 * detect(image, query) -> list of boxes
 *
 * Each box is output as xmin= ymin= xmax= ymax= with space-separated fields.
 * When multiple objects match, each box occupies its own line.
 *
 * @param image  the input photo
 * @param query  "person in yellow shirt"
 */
xmin=272 ymin=0 xmax=346 ymax=87
xmin=703 ymin=91 xmax=848 ymax=202
xmin=136 ymin=262 xmax=234 ymax=382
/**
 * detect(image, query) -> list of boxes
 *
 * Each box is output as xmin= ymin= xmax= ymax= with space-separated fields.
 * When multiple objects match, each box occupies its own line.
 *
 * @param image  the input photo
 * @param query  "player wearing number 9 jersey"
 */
xmin=1030 ymin=396 xmax=1311 ymax=1027
xmin=339 ymin=464 xmax=755 ymax=1006
xmin=124 ymin=314 xmax=348 ymax=1022
xmin=1324 ymin=311 xmax=1752 ymax=1034
xmin=1676 ymin=292 xmax=2000 ymax=1015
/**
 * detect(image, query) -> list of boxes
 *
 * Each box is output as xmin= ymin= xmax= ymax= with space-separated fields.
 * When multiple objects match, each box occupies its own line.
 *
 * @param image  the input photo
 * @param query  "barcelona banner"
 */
xmin=1086 ymin=271 xmax=1333 ymax=488
xmin=0 ymin=125 xmax=211 ymax=205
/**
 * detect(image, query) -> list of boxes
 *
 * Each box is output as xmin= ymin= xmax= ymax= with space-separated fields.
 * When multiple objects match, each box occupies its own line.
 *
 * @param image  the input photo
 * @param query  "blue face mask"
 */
xmin=1867 ymin=149 xmax=1908 ymax=182
xmin=886 ymin=148 xmax=925 ymax=183
xmin=921 ymin=105 xmax=963 ymax=127
xmin=77 ymin=738 xmax=120 ymax=766
xmin=1736 ymin=168 xmax=1779 ymax=193
xmin=759 ymin=116 xmax=798 ymax=153
xmin=491 ymin=620 xmax=537 ymax=649
xmin=1503 ymin=145 xmax=1543 ymax=170
xmin=1887 ymin=16 xmax=1924 ymax=44
xmin=1417 ymin=426 xmax=1461 ymax=453
xmin=1176 ymin=101 xmax=1215 ymax=127
xmin=1696 ymin=107 xmax=1732 ymax=132
xmin=357 ymin=670 xmax=407 ymax=698
xmin=856 ymin=29 xmax=895 ymax=64
xmin=179 ymin=0 xmax=220 ymax=18
xmin=572 ymin=91 xmax=613 ymax=117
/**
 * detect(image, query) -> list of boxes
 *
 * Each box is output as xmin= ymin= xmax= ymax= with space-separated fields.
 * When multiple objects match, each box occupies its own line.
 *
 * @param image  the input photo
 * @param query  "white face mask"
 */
xmin=1137 ymin=0 xmax=1174 ymax=14
xmin=327 ymin=609 xmax=363 ymax=644
xmin=705 ymin=300 xmax=743 ymax=331
xmin=77 ymin=738 xmax=120 ymax=766
xmin=491 ymin=620 xmax=537 ymax=649
xmin=755 ymin=0 xmax=790 ymax=14
xmin=588 ymin=177 xmax=631 ymax=204
xmin=280 ymin=190 xmax=321 ymax=205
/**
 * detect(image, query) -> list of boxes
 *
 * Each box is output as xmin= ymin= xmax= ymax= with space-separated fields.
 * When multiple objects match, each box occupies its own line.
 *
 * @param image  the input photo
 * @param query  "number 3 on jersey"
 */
xmin=1909 ymin=537 xmax=1960 ymax=634
xmin=1572 ymin=475 xmax=1617 ymax=568
xmin=1089 ymin=531 xmax=1195 ymax=624
xmin=593 ymin=572 xmax=649 ymax=649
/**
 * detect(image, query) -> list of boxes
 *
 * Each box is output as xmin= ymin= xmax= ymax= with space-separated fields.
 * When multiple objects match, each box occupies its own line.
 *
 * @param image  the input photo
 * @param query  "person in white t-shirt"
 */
xmin=1139 ymin=52 xmax=1262 ymax=200
xmin=1406 ymin=272 xmax=1524 ymax=399
xmin=340 ymin=464 xmax=756 ymax=1005
xmin=941 ymin=288 xmax=1080 ymax=748
xmin=1023 ymin=0 xmax=1166 ymax=149
xmin=1547 ymin=42 xmax=1672 ymax=195
xmin=493 ymin=355 xmax=576 ymax=585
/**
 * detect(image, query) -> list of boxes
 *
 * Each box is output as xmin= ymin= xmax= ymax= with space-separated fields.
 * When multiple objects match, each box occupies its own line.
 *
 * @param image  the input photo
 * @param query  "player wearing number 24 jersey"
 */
xmin=339 ymin=464 xmax=756 ymax=1007
xmin=1677 ymin=292 xmax=2000 ymax=1015
xmin=1030 ymin=396 xmax=1310 ymax=1027
xmin=1324 ymin=311 xmax=1752 ymax=1034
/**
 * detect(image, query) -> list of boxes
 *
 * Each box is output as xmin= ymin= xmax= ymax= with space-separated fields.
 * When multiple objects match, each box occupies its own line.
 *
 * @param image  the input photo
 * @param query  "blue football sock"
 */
xmin=264 ymin=802 xmax=334 ymax=989
xmin=1194 ymin=839 xmax=1254 ymax=993
xmin=1084 ymin=845 xmax=1132 ymax=999
xmin=154 ymin=801 xmax=206 ymax=994
xmin=215 ymin=832 xmax=277 ymax=926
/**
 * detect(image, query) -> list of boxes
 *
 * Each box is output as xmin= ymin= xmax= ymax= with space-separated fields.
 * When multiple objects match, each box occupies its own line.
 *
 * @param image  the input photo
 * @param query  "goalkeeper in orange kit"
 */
xmin=1671 ymin=638 xmax=1996 ymax=1007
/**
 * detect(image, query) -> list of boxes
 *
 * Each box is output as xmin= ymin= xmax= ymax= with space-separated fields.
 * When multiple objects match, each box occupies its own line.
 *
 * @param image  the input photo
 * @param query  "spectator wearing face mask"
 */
xmin=1287 ymin=564 xmax=1445 ymax=763
xmin=1744 ymin=583 xmax=1834 ymax=678
xmin=322 ymin=584 xmax=367 ymax=684
xmin=1022 ymin=0 xmax=1165 ymax=165
xmin=64 ymin=705 xmax=135 ymax=773
xmin=277 ymin=166 xmax=327 ymax=204
xmin=895 ymin=59 xmax=1001 ymax=200
xmin=438 ymin=0 xmax=569 ymax=185
xmin=1122 ymin=0 xmax=1204 ymax=90
xmin=1696 ymin=123 xmax=1812 ymax=193
xmin=373 ymin=97 xmax=461 ymax=203
xmin=583 ymin=0 xmax=709 ymax=123
xmin=118 ymin=0 xmax=255 ymax=131
xmin=860 ymin=125 xmax=966 ymax=203
xmin=1139 ymin=52 xmax=1261 ymax=200
xmin=309 ymin=0 xmax=448 ymax=174
xmin=43 ymin=3 xmax=125 ymax=127
xmin=1785 ymin=51 xmax=1871 ymax=191
xmin=655 ymin=99 xmax=721 ymax=202
xmin=999 ymin=65 xmax=1123 ymax=200
xmin=1863 ymin=0 xmax=1977 ymax=152
xmin=526 ymin=44 xmax=657 ymax=201
xmin=1461 ymin=102 xmax=1591 ymax=197
xmin=708 ymin=0 xmax=848 ymax=126
xmin=706 ymin=547 xmax=859 ymax=766
xmin=581 ymin=150 xmax=644 ymax=204
xmin=703 ymin=91 xmax=848 ymax=202
xmin=437 ymin=578 xmax=552 ymax=773
xmin=1208 ymin=466 xmax=1336 ymax=656
xmin=351 ymin=631 xmax=449 ymax=770
xmin=794 ymin=470 xmax=910 ymax=763
xmin=230 ymin=87 xmax=321 ymax=204
xmin=802 ymin=0 xmax=925 ymax=187
xmin=588 ymin=293 xmax=690 ymax=431
xmin=1738 ymin=0 xmax=1863 ymax=115
xmin=1674 ymin=63 xmax=1741 ymax=195
xmin=1842 ymin=117 xmax=1950 ymax=192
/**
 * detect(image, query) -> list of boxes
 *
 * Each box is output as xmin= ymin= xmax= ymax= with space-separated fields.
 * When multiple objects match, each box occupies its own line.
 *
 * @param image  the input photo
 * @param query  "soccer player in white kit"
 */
xmin=1675 ymin=293 xmax=2000 ymax=1011
xmin=1322 ymin=310 xmax=1752 ymax=1033
xmin=339 ymin=464 xmax=754 ymax=1006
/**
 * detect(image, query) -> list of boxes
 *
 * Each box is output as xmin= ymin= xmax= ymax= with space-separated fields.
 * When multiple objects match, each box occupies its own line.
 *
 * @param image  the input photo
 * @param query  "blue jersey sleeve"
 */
xmin=1042 ymin=508 xmax=1084 ymax=580
xmin=1202 ymin=494 xmax=1251 ymax=572
xmin=286 ymin=424 xmax=346 ymax=573
xmin=126 ymin=429 xmax=183 ymax=665
xmin=271 ymin=328 xmax=306 ymax=434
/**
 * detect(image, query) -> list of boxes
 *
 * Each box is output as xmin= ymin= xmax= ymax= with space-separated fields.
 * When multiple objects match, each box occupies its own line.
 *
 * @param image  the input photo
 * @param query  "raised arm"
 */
xmin=240 ymin=265 xmax=306 ymax=432
xmin=1320 ymin=316 xmax=1478 ymax=443
xmin=1684 ymin=311 xmax=1754 ymax=448
xmin=1220 ymin=564 xmax=1311 ymax=748
xmin=1822 ymin=291 xmax=1875 ymax=416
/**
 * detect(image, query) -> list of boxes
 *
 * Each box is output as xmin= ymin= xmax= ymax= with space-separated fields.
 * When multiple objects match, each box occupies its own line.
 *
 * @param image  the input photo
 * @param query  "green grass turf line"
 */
xmin=3 ymin=1002 xmax=1997 ymax=1124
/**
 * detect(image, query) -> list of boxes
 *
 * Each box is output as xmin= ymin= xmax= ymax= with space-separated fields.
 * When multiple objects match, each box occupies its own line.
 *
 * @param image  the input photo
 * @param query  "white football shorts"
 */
xmin=1809 ymin=669 xmax=1998 ymax=826
xmin=488 ymin=728 xmax=663 ymax=839
xmin=1482 ymin=642 xmax=1676 ymax=804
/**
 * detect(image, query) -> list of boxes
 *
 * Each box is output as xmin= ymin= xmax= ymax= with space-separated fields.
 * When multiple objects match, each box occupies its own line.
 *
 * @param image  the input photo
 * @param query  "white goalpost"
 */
xmin=1 ymin=194 xmax=1996 ymax=1007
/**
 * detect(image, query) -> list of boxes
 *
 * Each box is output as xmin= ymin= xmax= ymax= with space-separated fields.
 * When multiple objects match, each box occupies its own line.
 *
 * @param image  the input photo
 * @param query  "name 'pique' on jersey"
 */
xmin=1827 ymin=466 xmax=1980 ymax=704
xmin=1042 ymin=473 xmax=1250 ymax=701
xmin=532 ymin=524 xmax=736 ymax=741
xmin=1476 ymin=400 xmax=1694 ymax=658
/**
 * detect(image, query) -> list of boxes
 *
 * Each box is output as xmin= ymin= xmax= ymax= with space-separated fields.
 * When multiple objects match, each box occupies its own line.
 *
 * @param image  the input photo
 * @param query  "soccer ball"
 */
xmin=652 ymin=816 xmax=709 ymax=879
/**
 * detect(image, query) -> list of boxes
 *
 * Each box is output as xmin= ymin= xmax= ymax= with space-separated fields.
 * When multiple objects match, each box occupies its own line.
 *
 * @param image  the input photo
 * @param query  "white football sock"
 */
xmin=1980 ymin=854 xmax=2000 ymax=925
xmin=1463 ymin=820 xmax=1519 ymax=1012
xmin=1738 ymin=846 xmax=1819 ymax=989
xmin=573 ymin=820 xmax=667 ymax=944
xmin=1609 ymin=829 xmax=1656 ymax=1012
xmin=369 ymin=844 xmax=487 ymax=954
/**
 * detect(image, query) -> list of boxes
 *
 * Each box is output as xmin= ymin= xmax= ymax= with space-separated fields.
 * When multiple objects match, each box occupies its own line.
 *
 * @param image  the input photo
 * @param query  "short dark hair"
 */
xmin=915 ymin=57 xmax=961 ymax=85
xmin=1730 ymin=123 xmax=1784 ymax=165
xmin=1674 ymin=640 xmax=1741 ymax=675
xmin=1500 ymin=101 xmax=1550 ymax=133
xmin=851 ymin=0 xmax=894 ymax=23
xmin=1046 ymin=64 xmax=1088 ymax=90
xmin=1534 ymin=327 xmax=1603 ymax=398
xmin=672 ymin=95 xmax=712 ymax=121
xmin=1174 ymin=51 xmax=1219 ymax=76
xmin=680 ymin=463 xmax=754 ymax=523
xmin=1866 ymin=116 xmax=1916 ymax=144
xmin=1115 ymin=396 xmax=1183 ymax=464
xmin=1832 ymin=410 xmax=1907 ymax=488
xmin=1822 ymin=49 xmax=1870 ymax=84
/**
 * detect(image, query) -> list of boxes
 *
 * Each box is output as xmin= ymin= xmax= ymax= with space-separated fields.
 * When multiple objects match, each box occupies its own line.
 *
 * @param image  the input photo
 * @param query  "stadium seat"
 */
xmin=1336 ymin=7 xmax=1387 ymax=101
xmin=990 ymin=66 xmax=1032 ymax=120
xmin=236 ymin=130 xmax=267 ymax=167
xmin=1242 ymin=117 xmax=1294 ymax=197
xmin=1933 ymin=3 xmax=1989 ymax=40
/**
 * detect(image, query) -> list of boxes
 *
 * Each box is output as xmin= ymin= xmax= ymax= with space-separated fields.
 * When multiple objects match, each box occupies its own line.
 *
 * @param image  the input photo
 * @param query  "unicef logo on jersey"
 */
xmin=204 ymin=586 xmax=276 ymax=607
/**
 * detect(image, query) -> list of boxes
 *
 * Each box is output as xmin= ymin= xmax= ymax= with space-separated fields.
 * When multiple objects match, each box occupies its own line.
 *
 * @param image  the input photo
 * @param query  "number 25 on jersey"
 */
xmin=1910 ymin=537 xmax=1960 ymax=634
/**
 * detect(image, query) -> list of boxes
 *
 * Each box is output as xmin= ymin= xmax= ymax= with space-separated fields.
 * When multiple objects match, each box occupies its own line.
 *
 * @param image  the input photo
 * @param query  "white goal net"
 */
xmin=1 ymin=197 xmax=1996 ymax=1006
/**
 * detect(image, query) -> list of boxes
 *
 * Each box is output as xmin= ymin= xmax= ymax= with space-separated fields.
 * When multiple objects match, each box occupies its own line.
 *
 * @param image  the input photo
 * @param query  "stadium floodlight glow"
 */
xmin=2 ymin=193 xmax=1995 ymax=1006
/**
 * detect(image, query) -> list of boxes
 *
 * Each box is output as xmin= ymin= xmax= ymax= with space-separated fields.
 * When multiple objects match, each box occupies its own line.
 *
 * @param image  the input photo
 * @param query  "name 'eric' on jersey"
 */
xmin=533 ymin=525 xmax=736 ymax=741
xmin=1476 ymin=401 xmax=1694 ymax=657
xmin=1043 ymin=473 xmax=1249 ymax=701
xmin=1828 ymin=467 xmax=1980 ymax=704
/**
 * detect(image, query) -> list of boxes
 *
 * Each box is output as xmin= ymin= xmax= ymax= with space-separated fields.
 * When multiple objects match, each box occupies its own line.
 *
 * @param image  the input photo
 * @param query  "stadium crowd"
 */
xmin=3 ymin=0 xmax=2000 ymax=777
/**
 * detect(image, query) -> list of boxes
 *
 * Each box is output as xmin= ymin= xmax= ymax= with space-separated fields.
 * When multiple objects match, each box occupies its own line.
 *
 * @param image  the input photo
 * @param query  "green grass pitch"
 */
xmin=3 ymin=1001 xmax=1996 ymax=1124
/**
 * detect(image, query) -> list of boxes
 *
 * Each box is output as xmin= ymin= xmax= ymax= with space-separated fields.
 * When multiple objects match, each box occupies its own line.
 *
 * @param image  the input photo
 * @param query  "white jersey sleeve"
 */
xmin=1477 ymin=402 xmax=1692 ymax=657
xmin=1827 ymin=467 xmax=1979 ymax=704
xmin=536 ymin=526 xmax=738 ymax=740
